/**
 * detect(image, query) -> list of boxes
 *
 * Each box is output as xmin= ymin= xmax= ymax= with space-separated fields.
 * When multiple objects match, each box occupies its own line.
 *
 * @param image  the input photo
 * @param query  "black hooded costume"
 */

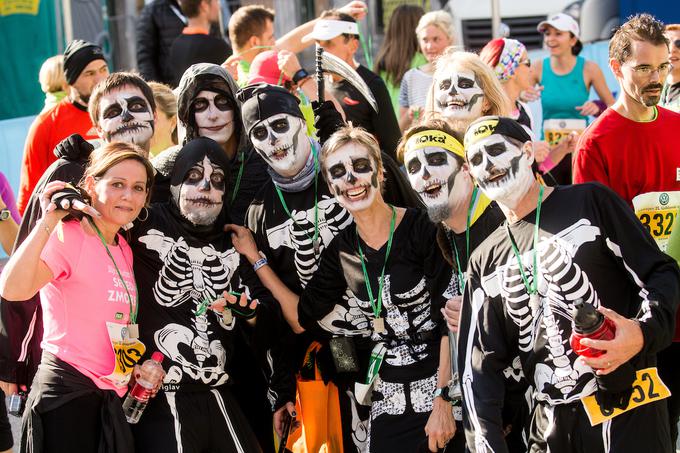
xmin=151 ymin=63 xmax=270 ymax=226
xmin=128 ymin=138 xmax=266 ymax=453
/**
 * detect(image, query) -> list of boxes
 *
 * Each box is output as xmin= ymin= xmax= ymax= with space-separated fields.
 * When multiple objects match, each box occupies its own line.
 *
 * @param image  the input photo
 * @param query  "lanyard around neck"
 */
xmin=231 ymin=150 xmax=245 ymax=204
xmin=90 ymin=219 xmax=138 ymax=324
xmin=357 ymin=205 xmax=397 ymax=318
xmin=450 ymin=185 xmax=478 ymax=292
xmin=505 ymin=184 xmax=544 ymax=295
xmin=274 ymin=151 xmax=319 ymax=247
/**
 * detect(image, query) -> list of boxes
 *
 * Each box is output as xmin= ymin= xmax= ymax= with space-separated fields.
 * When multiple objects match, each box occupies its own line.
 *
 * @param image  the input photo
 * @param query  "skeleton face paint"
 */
xmin=434 ymin=69 xmax=486 ymax=121
xmin=250 ymin=113 xmax=309 ymax=178
xmin=98 ymin=86 xmax=154 ymax=148
xmin=172 ymin=156 xmax=226 ymax=225
xmin=404 ymin=146 xmax=469 ymax=222
xmin=466 ymin=135 xmax=534 ymax=209
xmin=325 ymin=143 xmax=380 ymax=212
xmin=193 ymin=90 xmax=235 ymax=145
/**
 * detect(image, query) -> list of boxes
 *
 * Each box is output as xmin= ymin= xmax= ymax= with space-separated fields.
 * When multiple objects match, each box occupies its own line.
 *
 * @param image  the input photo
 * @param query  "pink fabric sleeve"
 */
xmin=40 ymin=221 xmax=80 ymax=281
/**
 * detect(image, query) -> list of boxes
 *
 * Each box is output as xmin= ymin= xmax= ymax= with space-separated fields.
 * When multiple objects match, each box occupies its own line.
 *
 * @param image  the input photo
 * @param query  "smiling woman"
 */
xmin=0 ymin=142 xmax=154 ymax=452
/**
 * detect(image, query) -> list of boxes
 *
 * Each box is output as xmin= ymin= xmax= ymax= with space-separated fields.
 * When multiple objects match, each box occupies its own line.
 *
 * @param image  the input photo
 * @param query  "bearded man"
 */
xmin=460 ymin=116 xmax=679 ymax=453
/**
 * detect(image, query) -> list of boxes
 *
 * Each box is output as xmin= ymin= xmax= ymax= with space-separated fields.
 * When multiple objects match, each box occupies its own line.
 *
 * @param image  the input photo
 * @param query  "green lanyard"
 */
xmin=450 ymin=186 xmax=479 ymax=292
xmin=90 ymin=219 xmax=138 ymax=324
xmin=357 ymin=205 xmax=396 ymax=319
xmin=505 ymin=184 xmax=544 ymax=295
xmin=230 ymin=150 xmax=245 ymax=204
xmin=274 ymin=151 xmax=320 ymax=252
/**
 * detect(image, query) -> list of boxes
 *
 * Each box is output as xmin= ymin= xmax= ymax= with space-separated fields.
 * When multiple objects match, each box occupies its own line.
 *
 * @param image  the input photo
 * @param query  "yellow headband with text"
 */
xmin=405 ymin=130 xmax=465 ymax=159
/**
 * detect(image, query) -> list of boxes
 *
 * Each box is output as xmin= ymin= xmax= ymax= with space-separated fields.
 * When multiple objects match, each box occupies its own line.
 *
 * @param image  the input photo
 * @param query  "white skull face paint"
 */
xmin=194 ymin=90 xmax=235 ymax=145
xmin=404 ymin=146 xmax=469 ymax=222
xmin=250 ymin=113 xmax=309 ymax=178
xmin=171 ymin=156 xmax=226 ymax=225
xmin=98 ymin=86 xmax=154 ymax=147
xmin=325 ymin=143 xmax=380 ymax=212
xmin=466 ymin=135 xmax=534 ymax=209
xmin=434 ymin=69 xmax=485 ymax=121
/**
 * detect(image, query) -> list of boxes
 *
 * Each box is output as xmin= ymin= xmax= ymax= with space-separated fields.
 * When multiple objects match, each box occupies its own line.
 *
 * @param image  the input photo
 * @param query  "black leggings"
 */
xmin=40 ymin=392 xmax=102 ymax=453
xmin=657 ymin=342 xmax=680 ymax=446
xmin=0 ymin=390 xmax=12 ymax=451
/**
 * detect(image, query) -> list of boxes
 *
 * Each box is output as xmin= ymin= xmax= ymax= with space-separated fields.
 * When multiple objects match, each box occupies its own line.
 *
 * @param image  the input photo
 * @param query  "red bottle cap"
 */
xmin=151 ymin=352 xmax=164 ymax=363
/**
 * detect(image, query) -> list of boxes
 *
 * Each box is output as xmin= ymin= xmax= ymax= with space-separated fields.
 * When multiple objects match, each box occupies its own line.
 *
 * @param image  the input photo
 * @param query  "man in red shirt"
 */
xmin=573 ymin=13 xmax=680 ymax=445
xmin=16 ymin=40 xmax=109 ymax=214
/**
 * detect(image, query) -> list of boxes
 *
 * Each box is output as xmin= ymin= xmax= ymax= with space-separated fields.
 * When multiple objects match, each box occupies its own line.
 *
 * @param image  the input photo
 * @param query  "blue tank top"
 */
xmin=541 ymin=56 xmax=589 ymax=121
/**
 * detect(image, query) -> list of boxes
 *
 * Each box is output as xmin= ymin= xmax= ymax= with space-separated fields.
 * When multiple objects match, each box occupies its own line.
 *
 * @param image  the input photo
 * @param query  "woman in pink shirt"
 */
xmin=0 ymin=142 xmax=154 ymax=453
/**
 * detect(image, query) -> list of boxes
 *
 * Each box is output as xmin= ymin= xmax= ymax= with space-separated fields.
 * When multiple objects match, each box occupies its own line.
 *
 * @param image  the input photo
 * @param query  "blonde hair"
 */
xmin=320 ymin=125 xmax=384 ymax=189
xmin=39 ymin=55 xmax=66 ymax=94
xmin=416 ymin=10 xmax=454 ymax=42
xmin=80 ymin=142 xmax=155 ymax=206
xmin=425 ymin=49 xmax=511 ymax=126
xmin=148 ymin=81 xmax=178 ymax=145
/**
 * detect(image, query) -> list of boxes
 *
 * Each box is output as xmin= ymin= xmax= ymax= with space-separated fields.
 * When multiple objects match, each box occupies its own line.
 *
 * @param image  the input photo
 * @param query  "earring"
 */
xmin=137 ymin=206 xmax=149 ymax=222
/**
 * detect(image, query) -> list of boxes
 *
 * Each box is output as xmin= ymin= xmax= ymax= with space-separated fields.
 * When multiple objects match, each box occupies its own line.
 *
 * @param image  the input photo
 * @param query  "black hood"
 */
xmin=176 ymin=63 xmax=246 ymax=151
xmin=169 ymin=137 xmax=232 ymax=239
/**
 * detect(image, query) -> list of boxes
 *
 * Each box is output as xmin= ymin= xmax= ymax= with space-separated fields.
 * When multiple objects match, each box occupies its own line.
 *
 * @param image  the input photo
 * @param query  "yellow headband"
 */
xmin=405 ymin=130 xmax=465 ymax=159
xmin=463 ymin=118 xmax=499 ymax=149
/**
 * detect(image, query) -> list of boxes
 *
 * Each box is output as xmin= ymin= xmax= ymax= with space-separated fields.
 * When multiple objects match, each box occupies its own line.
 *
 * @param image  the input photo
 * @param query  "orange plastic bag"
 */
xmin=286 ymin=342 xmax=344 ymax=453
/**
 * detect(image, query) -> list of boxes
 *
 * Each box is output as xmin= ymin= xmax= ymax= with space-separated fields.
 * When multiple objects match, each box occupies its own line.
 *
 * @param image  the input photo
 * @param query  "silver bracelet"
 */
xmin=253 ymin=256 xmax=268 ymax=272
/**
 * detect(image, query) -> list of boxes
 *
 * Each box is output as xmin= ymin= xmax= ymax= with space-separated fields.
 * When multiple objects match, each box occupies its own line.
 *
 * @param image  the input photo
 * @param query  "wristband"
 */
xmin=292 ymin=68 xmax=310 ymax=84
xmin=253 ymin=256 xmax=268 ymax=272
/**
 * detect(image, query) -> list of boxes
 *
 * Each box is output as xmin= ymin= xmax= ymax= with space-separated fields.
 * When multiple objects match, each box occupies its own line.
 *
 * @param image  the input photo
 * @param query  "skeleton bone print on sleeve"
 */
xmin=139 ymin=228 xmax=240 ymax=385
xmin=266 ymin=196 xmax=353 ymax=287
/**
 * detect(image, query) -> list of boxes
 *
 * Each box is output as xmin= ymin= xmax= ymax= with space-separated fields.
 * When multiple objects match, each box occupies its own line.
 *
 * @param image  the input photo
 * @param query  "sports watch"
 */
xmin=434 ymin=386 xmax=453 ymax=403
xmin=0 ymin=209 xmax=10 ymax=221
xmin=292 ymin=68 xmax=310 ymax=84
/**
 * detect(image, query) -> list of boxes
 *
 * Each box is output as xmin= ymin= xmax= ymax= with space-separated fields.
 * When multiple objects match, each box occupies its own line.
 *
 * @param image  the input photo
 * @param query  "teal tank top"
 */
xmin=541 ymin=56 xmax=589 ymax=121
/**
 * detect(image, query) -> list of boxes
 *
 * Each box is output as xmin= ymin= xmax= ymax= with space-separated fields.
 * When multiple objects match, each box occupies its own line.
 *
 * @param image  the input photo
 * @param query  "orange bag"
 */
xmin=286 ymin=342 xmax=344 ymax=453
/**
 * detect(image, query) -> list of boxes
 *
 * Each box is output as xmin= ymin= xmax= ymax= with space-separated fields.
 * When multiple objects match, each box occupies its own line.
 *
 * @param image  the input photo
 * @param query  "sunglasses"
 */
xmin=519 ymin=58 xmax=531 ymax=67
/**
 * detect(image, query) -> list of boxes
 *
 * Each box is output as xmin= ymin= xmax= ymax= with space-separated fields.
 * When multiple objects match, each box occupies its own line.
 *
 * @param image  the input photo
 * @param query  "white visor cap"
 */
xmin=303 ymin=19 xmax=360 ymax=42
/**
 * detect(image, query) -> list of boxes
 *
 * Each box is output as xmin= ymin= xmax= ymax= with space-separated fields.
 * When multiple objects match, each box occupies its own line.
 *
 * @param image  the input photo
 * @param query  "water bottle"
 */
xmin=570 ymin=299 xmax=616 ymax=360
xmin=122 ymin=352 xmax=165 ymax=424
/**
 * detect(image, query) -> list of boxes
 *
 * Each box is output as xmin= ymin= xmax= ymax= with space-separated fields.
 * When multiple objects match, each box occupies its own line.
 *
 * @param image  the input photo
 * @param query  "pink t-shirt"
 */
xmin=40 ymin=220 xmax=137 ymax=396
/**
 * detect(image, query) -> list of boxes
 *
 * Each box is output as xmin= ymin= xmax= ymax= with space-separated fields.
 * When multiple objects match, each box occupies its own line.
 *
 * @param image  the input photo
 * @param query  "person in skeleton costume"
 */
xmin=426 ymin=50 xmax=510 ymax=137
xmin=397 ymin=119 xmax=530 ymax=452
xmin=459 ymin=116 xmax=680 ymax=452
xmin=128 ymin=137 xmax=263 ymax=453
xmin=152 ymin=63 xmax=270 ymax=226
xmin=228 ymin=125 xmax=456 ymax=452
xmin=0 ymin=72 xmax=159 ymax=404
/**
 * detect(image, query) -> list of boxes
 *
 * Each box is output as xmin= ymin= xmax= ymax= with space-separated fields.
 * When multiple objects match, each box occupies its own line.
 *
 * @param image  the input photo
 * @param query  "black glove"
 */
xmin=595 ymin=362 xmax=636 ymax=412
xmin=50 ymin=183 xmax=87 ymax=221
xmin=312 ymin=100 xmax=345 ymax=146
xmin=53 ymin=133 xmax=94 ymax=161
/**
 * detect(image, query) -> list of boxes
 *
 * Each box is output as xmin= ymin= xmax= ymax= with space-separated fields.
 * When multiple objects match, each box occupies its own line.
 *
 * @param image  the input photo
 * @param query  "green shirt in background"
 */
xmin=381 ymin=52 xmax=427 ymax=116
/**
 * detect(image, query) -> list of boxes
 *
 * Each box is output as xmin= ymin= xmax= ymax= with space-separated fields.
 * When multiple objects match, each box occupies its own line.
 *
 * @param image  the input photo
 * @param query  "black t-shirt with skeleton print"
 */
xmin=129 ymin=205 xmax=269 ymax=389
xmin=298 ymin=208 xmax=453 ymax=382
xmin=459 ymin=183 xmax=680 ymax=451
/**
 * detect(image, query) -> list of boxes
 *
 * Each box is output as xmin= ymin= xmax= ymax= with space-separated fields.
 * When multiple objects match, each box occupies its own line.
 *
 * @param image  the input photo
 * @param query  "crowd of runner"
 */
xmin=0 ymin=2 xmax=680 ymax=452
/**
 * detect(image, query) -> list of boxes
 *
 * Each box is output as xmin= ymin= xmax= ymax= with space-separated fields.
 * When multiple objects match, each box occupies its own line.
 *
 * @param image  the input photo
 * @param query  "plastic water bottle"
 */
xmin=570 ymin=299 xmax=616 ymax=360
xmin=122 ymin=352 xmax=165 ymax=424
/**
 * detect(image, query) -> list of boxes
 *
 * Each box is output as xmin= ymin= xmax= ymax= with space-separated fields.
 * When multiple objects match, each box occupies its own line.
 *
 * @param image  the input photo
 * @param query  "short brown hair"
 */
xmin=228 ymin=5 xmax=275 ymax=51
xmin=320 ymin=125 xmax=383 ymax=189
xmin=80 ymin=142 xmax=155 ymax=205
xmin=609 ymin=13 xmax=669 ymax=63
xmin=89 ymin=72 xmax=156 ymax=127
xmin=178 ymin=0 xmax=205 ymax=18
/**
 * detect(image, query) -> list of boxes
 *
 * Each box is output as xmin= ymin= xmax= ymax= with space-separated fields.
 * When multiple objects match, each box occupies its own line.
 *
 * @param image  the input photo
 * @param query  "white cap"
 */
xmin=537 ymin=13 xmax=580 ymax=39
xmin=302 ymin=19 xmax=359 ymax=42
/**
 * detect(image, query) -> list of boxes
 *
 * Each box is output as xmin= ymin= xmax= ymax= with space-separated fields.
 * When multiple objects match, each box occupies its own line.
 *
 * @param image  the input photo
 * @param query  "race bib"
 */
xmin=102 ymin=322 xmax=146 ymax=388
xmin=543 ymin=118 xmax=586 ymax=146
xmin=632 ymin=191 xmax=680 ymax=251
xmin=581 ymin=367 xmax=670 ymax=426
